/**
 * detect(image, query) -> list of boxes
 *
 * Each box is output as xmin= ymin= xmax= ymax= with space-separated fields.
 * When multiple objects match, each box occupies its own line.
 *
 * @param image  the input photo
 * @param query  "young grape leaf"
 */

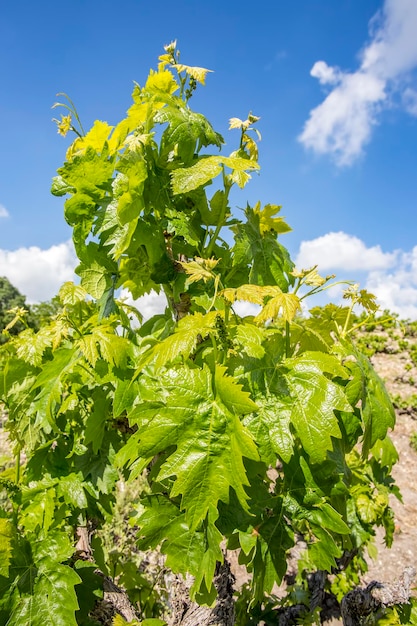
xmin=171 ymin=155 xmax=259 ymax=194
xmin=0 ymin=519 xmax=13 ymax=578
xmin=253 ymin=202 xmax=292 ymax=235
xmin=136 ymin=311 xmax=219 ymax=372
xmin=137 ymin=495 xmax=207 ymax=578
xmin=243 ymin=395 xmax=294 ymax=464
xmin=282 ymin=355 xmax=352 ymax=463
xmin=130 ymin=366 xmax=258 ymax=530
xmin=231 ymin=205 xmax=294 ymax=290
xmin=344 ymin=347 xmax=395 ymax=455
xmin=0 ymin=531 xmax=80 ymax=626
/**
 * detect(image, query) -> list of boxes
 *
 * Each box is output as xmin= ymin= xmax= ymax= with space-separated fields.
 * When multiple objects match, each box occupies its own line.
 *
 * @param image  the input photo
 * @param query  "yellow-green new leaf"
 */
xmin=255 ymin=292 xmax=301 ymax=324
xmin=58 ymin=281 xmax=88 ymax=305
xmin=174 ymin=64 xmax=213 ymax=85
xmin=291 ymin=266 xmax=327 ymax=287
xmin=145 ymin=68 xmax=179 ymax=94
xmin=78 ymin=261 xmax=111 ymax=300
xmin=253 ymin=202 xmax=292 ymax=235
xmin=171 ymin=155 xmax=259 ymax=194
xmin=15 ymin=328 xmax=52 ymax=366
xmin=0 ymin=518 xmax=13 ymax=578
xmin=67 ymin=120 xmax=113 ymax=159
xmin=136 ymin=312 xmax=219 ymax=372
xmin=180 ymin=257 xmax=219 ymax=284
xmin=221 ymin=284 xmax=278 ymax=306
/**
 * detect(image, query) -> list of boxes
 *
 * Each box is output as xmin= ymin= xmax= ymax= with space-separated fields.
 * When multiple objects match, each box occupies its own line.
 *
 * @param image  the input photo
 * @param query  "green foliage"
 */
xmin=0 ymin=276 xmax=63 ymax=345
xmin=0 ymin=276 xmax=34 ymax=343
xmin=0 ymin=43 xmax=401 ymax=624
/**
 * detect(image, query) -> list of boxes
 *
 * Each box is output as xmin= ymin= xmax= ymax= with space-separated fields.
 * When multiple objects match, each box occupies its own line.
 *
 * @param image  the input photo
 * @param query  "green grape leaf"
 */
xmin=31 ymin=530 xmax=75 ymax=563
xmin=136 ymin=311 xmax=219 ymax=371
xmin=78 ymin=324 xmax=129 ymax=368
xmin=14 ymin=328 xmax=52 ymax=366
xmin=171 ymin=156 xmax=222 ymax=193
xmin=345 ymin=348 xmax=395 ymax=455
xmin=113 ymin=379 xmax=139 ymax=418
xmin=0 ymin=519 xmax=13 ymax=578
xmin=77 ymin=260 xmax=112 ymax=300
xmin=137 ymin=495 xmax=206 ymax=577
xmin=282 ymin=355 xmax=352 ymax=463
xmin=244 ymin=395 xmax=294 ymax=464
xmin=199 ymin=189 xmax=229 ymax=226
xmin=156 ymin=105 xmax=223 ymax=164
xmin=306 ymin=526 xmax=342 ymax=572
xmin=5 ymin=564 xmax=80 ymax=626
xmin=214 ymin=364 xmax=258 ymax=415
xmin=289 ymin=320 xmax=332 ymax=354
xmin=191 ymin=505 xmax=223 ymax=601
xmin=58 ymin=146 xmax=113 ymax=200
xmin=234 ymin=323 xmax=265 ymax=359
xmin=138 ymin=497 xmax=222 ymax=602
xmin=115 ymin=153 xmax=147 ymax=225
xmin=130 ymin=366 xmax=258 ymax=530
xmin=50 ymin=175 xmax=75 ymax=197
xmin=231 ymin=205 xmax=294 ymax=290
xmin=20 ymin=483 xmax=57 ymax=532
xmin=308 ymin=503 xmax=350 ymax=534
xmin=84 ymin=391 xmax=110 ymax=454
xmin=32 ymin=348 xmax=77 ymax=427
xmin=58 ymin=473 xmax=88 ymax=509
xmin=171 ymin=155 xmax=259 ymax=194
xmin=0 ymin=532 xmax=80 ymax=626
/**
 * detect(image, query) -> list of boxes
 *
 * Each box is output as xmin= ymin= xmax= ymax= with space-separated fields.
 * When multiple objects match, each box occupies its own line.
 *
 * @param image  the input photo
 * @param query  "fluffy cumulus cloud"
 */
xmin=366 ymin=246 xmax=417 ymax=319
xmin=296 ymin=231 xmax=398 ymax=272
xmin=295 ymin=231 xmax=417 ymax=319
xmin=0 ymin=241 xmax=77 ymax=303
xmin=0 ymin=204 xmax=9 ymax=218
xmin=299 ymin=0 xmax=417 ymax=165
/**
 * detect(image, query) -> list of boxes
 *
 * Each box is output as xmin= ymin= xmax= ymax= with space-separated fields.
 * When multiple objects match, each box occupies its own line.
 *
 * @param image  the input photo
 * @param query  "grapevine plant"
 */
xmin=0 ymin=43 xmax=399 ymax=624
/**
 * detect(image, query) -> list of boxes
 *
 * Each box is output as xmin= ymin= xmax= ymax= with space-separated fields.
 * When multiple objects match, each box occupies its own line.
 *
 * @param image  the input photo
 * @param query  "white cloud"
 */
xmin=295 ymin=232 xmax=417 ymax=319
xmin=0 ymin=204 xmax=9 ymax=218
xmin=0 ymin=241 xmax=77 ymax=303
xmin=310 ymin=61 xmax=342 ymax=86
xmin=366 ymin=246 xmax=417 ymax=319
xmin=295 ymin=231 xmax=397 ymax=272
xmin=119 ymin=288 xmax=168 ymax=322
xmin=299 ymin=0 xmax=417 ymax=165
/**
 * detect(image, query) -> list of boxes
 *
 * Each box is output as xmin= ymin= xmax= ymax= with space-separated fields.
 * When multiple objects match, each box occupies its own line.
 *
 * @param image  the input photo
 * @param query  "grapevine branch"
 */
xmin=341 ymin=567 xmax=416 ymax=625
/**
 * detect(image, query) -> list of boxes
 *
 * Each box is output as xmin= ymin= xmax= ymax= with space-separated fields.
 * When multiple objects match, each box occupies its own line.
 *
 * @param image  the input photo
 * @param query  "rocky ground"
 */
xmin=362 ymin=340 xmax=417 ymax=585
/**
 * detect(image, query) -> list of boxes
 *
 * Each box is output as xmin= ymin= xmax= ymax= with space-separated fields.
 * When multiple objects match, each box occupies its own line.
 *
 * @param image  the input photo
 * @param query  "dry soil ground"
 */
xmin=363 ymin=345 xmax=417 ymax=585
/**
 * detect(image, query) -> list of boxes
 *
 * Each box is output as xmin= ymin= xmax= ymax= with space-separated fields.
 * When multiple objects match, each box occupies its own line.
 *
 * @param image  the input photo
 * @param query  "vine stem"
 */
xmin=341 ymin=302 xmax=355 ymax=338
xmin=205 ymin=174 xmax=231 ymax=258
xmin=15 ymin=445 xmax=21 ymax=484
xmin=285 ymin=321 xmax=291 ymax=358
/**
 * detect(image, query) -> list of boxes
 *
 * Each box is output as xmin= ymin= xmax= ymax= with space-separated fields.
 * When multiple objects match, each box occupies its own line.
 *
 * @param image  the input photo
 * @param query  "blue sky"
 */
xmin=1 ymin=0 xmax=417 ymax=318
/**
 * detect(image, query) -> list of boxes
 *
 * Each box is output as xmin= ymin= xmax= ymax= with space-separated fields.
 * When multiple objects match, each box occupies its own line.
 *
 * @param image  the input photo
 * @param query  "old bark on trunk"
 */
xmin=168 ymin=560 xmax=235 ymax=626
xmin=341 ymin=567 xmax=415 ymax=625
